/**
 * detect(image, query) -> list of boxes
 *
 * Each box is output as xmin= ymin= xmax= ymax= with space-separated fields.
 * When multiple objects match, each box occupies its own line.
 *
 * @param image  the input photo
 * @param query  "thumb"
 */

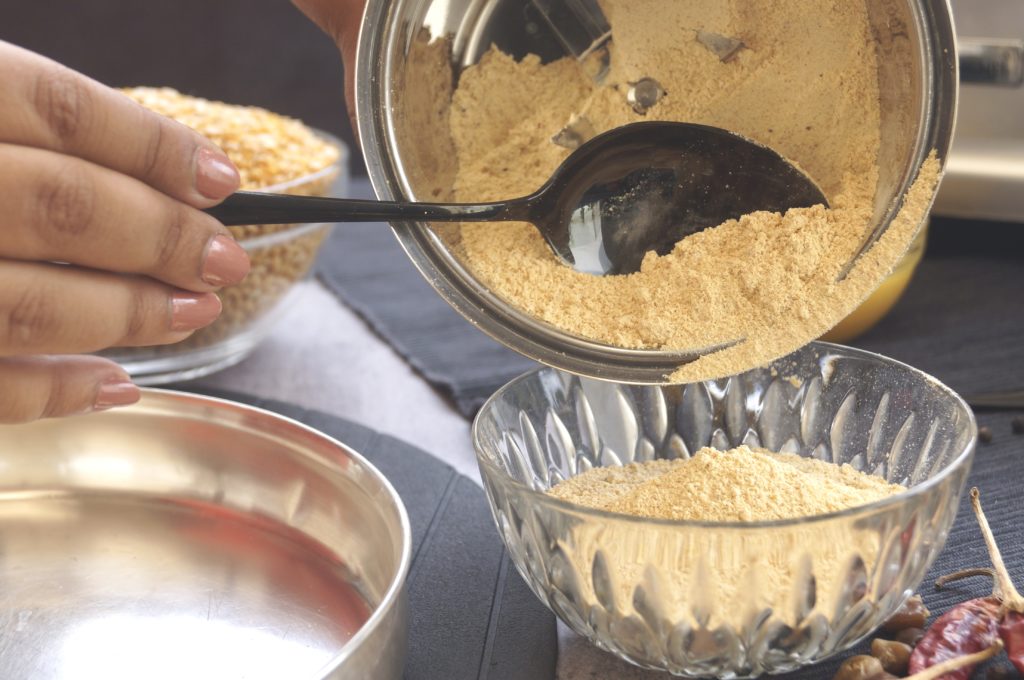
xmin=0 ymin=355 xmax=140 ymax=423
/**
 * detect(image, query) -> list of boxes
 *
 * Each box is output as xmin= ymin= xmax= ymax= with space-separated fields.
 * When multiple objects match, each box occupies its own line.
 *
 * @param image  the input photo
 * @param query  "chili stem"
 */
xmin=971 ymin=487 xmax=1024 ymax=612
xmin=935 ymin=567 xmax=997 ymax=590
xmin=904 ymin=639 xmax=1003 ymax=680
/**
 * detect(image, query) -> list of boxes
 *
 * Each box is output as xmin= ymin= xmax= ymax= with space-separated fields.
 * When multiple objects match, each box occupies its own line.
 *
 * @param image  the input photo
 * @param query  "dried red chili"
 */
xmin=906 ymin=596 xmax=1001 ymax=679
xmin=971 ymin=487 xmax=1024 ymax=674
xmin=999 ymin=612 xmax=1024 ymax=673
xmin=899 ymin=641 xmax=1001 ymax=680
xmin=908 ymin=488 xmax=1024 ymax=677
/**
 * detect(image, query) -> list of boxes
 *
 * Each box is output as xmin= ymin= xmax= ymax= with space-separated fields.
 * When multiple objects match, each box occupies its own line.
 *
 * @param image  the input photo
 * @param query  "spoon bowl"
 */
xmin=206 ymin=122 xmax=827 ymax=276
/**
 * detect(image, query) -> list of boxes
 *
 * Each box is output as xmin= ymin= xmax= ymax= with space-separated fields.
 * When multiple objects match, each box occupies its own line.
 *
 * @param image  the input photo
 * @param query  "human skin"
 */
xmin=291 ymin=0 xmax=368 ymax=138
xmin=0 ymin=0 xmax=369 ymax=424
xmin=0 ymin=41 xmax=252 ymax=423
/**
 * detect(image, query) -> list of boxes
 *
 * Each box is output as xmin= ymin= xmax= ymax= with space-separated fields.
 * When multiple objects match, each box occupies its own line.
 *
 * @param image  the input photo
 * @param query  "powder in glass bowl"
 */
xmin=549 ymin=445 xmax=905 ymax=522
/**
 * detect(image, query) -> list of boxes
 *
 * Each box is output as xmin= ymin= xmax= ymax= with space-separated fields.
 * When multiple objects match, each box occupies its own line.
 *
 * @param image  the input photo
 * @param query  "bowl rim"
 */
xmin=471 ymin=341 xmax=977 ymax=531
xmin=137 ymin=389 xmax=413 ymax=677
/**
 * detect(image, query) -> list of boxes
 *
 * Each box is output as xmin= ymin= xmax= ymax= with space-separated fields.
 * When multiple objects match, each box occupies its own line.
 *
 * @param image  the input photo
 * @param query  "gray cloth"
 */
xmin=190 ymin=390 xmax=557 ymax=680
xmin=852 ymin=219 xmax=1024 ymax=398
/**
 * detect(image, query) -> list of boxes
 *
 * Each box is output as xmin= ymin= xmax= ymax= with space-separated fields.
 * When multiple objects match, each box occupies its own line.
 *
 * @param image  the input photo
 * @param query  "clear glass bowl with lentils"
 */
xmin=101 ymin=88 xmax=345 ymax=384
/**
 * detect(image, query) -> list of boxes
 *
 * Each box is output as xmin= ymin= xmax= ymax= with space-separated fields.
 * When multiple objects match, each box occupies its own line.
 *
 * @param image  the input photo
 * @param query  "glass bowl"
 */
xmin=103 ymin=133 xmax=346 ymax=385
xmin=473 ymin=342 xmax=976 ymax=678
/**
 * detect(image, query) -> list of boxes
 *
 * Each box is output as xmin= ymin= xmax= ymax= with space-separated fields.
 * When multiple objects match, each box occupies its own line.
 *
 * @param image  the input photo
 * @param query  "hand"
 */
xmin=291 ymin=0 xmax=368 ymax=135
xmin=0 ymin=41 xmax=250 ymax=423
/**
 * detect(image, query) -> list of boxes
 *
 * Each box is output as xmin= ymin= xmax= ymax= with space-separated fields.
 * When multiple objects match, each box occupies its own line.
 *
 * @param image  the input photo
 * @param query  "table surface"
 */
xmin=194 ymin=281 xmax=481 ymax=482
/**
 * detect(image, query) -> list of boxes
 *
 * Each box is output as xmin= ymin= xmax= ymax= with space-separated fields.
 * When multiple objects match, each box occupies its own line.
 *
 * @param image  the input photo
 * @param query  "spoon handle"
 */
xmin=205 ymin=191 xmax=530 ymax=226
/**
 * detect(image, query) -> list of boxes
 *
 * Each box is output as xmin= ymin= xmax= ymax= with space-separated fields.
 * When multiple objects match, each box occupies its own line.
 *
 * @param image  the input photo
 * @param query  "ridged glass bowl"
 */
xmin=473 ymin=343 xmax=976 ymax=678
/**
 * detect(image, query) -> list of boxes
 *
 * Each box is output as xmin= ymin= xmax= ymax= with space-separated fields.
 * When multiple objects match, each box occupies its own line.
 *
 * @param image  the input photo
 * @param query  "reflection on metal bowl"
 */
xmin=0 ymin=391 xmax=409 ymax=680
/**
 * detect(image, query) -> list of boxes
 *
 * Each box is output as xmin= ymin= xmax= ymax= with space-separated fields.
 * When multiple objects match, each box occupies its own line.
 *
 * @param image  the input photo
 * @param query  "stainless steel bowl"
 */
xmin=356 ymin=0 xmax=958 ymax=384
xmin=473 ymin=342 xmax=976 ymax=677
xmin=0 ymin=391 xmax=410 ymax=680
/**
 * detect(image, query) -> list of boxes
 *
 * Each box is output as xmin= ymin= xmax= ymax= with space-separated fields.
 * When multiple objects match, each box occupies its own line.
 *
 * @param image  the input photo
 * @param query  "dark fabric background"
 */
xmin=0 ymin=0 xmax=362 ymax=176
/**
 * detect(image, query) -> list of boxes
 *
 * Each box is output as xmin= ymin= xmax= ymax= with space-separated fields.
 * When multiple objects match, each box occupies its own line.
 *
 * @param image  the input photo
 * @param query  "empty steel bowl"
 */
xmin=0 ymin=391 xmax=409 ymax=680
xmin=473 ymin=343 xmax=976 ymax=677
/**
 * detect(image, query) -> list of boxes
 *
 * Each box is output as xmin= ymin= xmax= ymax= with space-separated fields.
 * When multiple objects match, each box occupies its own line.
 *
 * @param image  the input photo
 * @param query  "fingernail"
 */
xmin=94 ymin=378 xmax=141 ymax=412
xmin=195 ymin=147 xmax=240 ymax=199
xmin=170 ymin=293 xmax=222 ymax=332
xmin=202 ymin=235 xmax=250 ymax=286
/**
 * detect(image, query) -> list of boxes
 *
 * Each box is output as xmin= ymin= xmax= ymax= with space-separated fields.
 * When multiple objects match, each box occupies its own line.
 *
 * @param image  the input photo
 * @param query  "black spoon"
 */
xmin=205 ymin=121 xmax=827 ymax=276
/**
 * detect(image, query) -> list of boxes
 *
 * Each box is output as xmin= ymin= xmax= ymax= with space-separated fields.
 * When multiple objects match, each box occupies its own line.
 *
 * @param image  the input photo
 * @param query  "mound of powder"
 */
xmin=546 ymin=446 xmax=908 ymax=627
xmin=549 ymin=445 xmax=905 ymax=522
xmin=446 ymin=0 xmax=941 ymax=381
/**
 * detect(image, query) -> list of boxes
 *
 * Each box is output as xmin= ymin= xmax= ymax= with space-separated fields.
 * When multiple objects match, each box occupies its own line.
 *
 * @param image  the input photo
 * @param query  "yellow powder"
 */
xmin=446 ymin=0 xmax=941 ymax=382
xmin=546 ymin=448 xmax=907 ymax=628
xmin=549 ymin=445 xmax=905 ymax=522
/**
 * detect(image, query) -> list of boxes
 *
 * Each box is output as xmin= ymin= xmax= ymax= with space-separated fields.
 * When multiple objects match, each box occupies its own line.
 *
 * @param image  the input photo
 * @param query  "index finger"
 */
xmin=0 ymin=40 xmax=240 ymax=207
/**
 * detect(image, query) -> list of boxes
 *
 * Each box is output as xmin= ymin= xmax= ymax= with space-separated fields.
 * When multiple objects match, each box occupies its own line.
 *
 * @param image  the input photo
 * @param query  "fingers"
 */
xmin=0 ymin=355 xmax=140 ymax=424
xmin=0 ymin=40 xmax=240 ymax=207
xmin=290 ymin=0 xmax=366 ymax=137
xmin=0 ymin=143 xmax=250 ymax=292
xmin=0 ymin=261 xmax=222 ymax=356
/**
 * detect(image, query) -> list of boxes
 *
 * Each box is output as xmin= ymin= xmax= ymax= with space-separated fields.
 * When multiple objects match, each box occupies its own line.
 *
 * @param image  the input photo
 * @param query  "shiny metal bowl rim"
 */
xmin=354 ymin=1 xmax=960 ymax=385
xmin=471 ymin=341 xmax=977 ymax=531
xmin=140 ymin=389 xmax=413 ymax=678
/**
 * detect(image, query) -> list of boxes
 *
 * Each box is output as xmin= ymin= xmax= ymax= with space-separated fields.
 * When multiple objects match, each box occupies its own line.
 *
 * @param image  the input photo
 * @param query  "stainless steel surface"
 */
xmin=936 ymin=0 xmax=1024 ymax=221
xmin=0 ymin=391 xmax=410 ymax=680
xmin=844 ymin=0 xmax=957 ymax=276
xmin=529 ymin=0 xmax=610 ymax=62
xmin=624 ymin=78 xmax=665 ymax=115
xmin=356 ymin=0 xmax=958 ymax=384
xmin=474 ymin=343 xmax=976 ymax=677
xmin=959 ymin=38 xmax=1024 ymax=86
xmin=694 ymin=30 xmax=745 ymax=63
